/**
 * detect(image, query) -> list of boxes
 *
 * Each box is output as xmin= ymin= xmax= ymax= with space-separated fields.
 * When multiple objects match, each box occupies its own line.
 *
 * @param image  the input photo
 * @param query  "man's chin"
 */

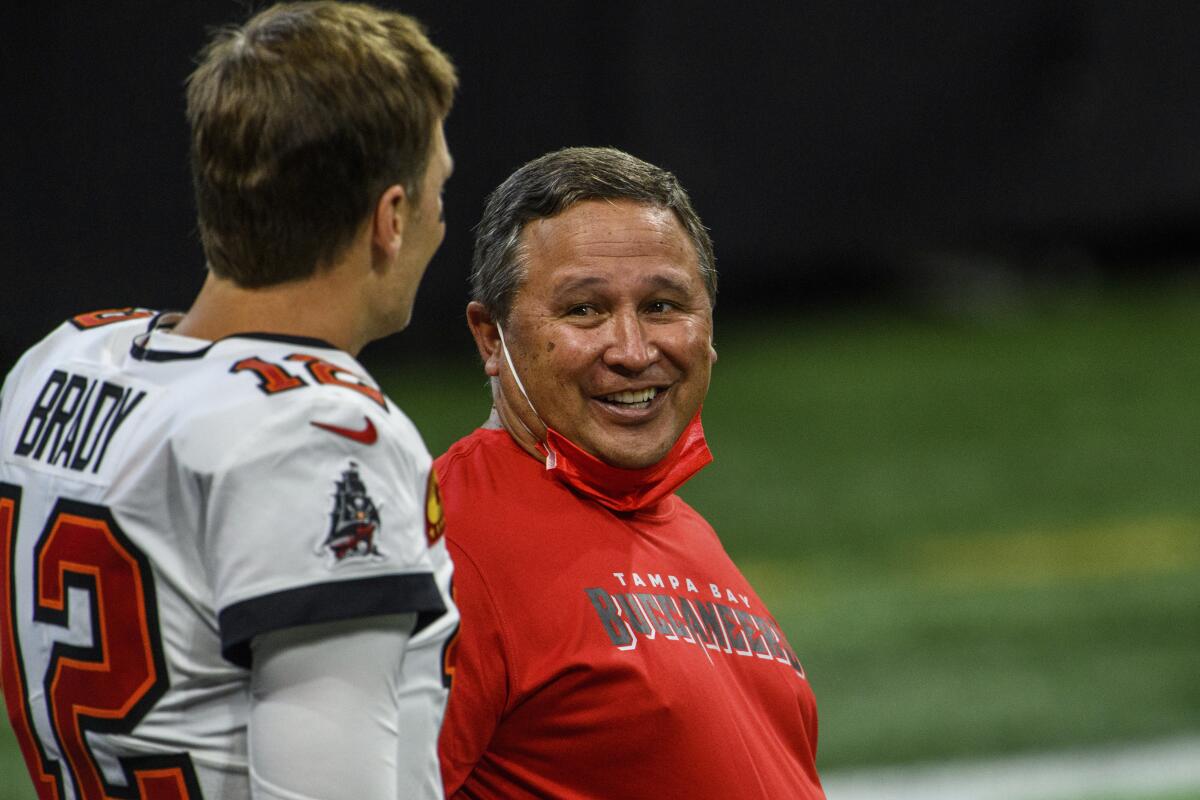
xmin=592 ymin=439 xmax=675 ymax=471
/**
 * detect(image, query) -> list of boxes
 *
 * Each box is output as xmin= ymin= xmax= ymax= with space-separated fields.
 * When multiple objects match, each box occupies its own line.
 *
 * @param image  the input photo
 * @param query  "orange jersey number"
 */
xmin=0 ymin=486 xmax=200 ymax=799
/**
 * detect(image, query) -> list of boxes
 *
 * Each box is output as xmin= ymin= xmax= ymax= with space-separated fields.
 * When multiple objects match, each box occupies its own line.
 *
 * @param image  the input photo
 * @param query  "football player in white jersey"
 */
xmin=0 ymin=3 xmax=458 ymax=799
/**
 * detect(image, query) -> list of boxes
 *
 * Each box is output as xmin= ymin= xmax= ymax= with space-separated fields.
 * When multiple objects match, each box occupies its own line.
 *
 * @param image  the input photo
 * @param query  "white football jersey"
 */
xmin=0 ymin=309 xmax=457 ymax=800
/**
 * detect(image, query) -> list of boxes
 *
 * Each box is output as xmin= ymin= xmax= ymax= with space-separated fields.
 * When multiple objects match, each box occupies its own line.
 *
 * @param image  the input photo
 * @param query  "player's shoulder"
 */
xmin=1 ymin=309 xmax=168 ymax=478
xmin=141 ymin=330 xmax=426 ymax=473
xmin=8 ymin=308 xmax=158 ymax=369
xmin=2 ymin=307 xmax=158 ymax=408
xmin=63 ymin=307 xmax=159 ymax=333
xmin=195 ymin=334 xmax=391 ymax=412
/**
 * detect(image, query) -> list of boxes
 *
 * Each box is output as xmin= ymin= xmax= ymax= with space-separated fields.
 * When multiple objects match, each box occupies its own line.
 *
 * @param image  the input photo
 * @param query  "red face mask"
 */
xmin=498 ymin=325 xmax=713 ymax=513
xmin=541 ymin=410 xmax=712 ymax=513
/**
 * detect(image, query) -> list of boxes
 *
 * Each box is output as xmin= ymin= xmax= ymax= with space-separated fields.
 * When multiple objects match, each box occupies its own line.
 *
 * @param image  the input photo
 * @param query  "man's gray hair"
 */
xmin=470 ymin=147 xmax=717 ymax=323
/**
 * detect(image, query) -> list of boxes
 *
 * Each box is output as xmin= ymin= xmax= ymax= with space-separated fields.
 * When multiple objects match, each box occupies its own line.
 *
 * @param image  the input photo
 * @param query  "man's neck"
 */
xmin=489 ymin=380 xmax=549 ymax=464
xmin=174 ymin=266 xmax=373 ymax=355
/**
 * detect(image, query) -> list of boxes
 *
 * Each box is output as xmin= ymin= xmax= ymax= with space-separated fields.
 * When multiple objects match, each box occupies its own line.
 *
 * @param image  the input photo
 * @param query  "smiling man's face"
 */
xmin=496 ymin=199 xmax=716 ymax=469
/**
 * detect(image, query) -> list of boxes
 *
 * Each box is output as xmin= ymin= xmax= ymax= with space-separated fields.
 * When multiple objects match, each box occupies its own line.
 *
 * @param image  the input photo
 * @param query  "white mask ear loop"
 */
xmin=496 ymin=324 xmax=556 ymax=469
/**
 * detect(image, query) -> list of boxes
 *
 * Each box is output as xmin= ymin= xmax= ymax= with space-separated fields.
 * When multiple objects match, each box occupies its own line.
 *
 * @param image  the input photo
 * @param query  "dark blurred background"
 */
xmin=4 ymin=0 xmax=1199 ymax=366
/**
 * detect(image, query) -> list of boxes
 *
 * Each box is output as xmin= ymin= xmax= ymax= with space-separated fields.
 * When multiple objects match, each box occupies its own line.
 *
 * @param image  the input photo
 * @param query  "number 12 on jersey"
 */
xmin=1 ymin=484 xmax=201 ymax=799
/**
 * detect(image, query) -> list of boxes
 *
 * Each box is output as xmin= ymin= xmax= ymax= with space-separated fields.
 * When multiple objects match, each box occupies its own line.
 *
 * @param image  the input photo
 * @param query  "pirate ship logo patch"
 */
xmin=320 ymin=462 xmax=384 ymax=563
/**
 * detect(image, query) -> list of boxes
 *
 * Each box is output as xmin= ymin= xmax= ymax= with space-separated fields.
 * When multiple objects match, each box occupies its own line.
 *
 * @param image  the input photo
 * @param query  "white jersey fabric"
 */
xmin=0 ymin=309 xmax=457 ymax=800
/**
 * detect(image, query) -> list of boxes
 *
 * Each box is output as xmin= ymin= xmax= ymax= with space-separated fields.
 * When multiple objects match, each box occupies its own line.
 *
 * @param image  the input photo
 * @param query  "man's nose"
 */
xmin=602 ymin=311 xmax=658 ymax=372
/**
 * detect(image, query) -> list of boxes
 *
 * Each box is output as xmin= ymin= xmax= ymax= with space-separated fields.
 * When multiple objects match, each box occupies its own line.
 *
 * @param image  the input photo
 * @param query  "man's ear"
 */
xmin=371 ymin=184 xmax=408 ymax=268
xmin=466 ymin=301 xmax=502 ymax=377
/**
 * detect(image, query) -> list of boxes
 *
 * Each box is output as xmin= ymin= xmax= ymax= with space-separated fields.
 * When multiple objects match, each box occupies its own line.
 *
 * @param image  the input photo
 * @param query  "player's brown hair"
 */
xmin=186 ymin=1 xmax=456 ymax=286
xmin=470 ymin=147 xmax=717 ymax=325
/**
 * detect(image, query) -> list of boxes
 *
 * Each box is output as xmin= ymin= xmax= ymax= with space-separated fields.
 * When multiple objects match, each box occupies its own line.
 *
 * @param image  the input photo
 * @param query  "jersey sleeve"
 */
xmin=438 ymin=540 xmax=510 ymax=795
xmin=248 ymin=614 xmax=417 ymax=799
xmin=192 ymin=391 xmax=446 ymax=668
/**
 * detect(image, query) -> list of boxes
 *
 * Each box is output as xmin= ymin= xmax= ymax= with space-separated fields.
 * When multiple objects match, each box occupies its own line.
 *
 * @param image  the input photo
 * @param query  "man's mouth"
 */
xmin=598 ymin=387 xmax=660 ymax=410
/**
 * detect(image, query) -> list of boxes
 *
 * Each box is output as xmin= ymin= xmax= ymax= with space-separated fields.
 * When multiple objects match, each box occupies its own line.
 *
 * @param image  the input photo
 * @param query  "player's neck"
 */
xmin=175 ymin=260 xmax=375 ymax=356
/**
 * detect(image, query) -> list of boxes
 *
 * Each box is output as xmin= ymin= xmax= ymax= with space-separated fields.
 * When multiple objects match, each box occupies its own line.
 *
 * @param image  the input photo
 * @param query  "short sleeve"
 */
xmin=192 ymin=391 xmax=446 ymax=667
xmin=438 ymin=540 xmax=510 ymax=796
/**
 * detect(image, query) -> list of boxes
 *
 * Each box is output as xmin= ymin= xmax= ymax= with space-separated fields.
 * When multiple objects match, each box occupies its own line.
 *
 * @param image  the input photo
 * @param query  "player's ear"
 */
xmin=466 ymin=301 xmax=502 ymax=377
xmin=370 ymin=184 xmax=408 ymax=269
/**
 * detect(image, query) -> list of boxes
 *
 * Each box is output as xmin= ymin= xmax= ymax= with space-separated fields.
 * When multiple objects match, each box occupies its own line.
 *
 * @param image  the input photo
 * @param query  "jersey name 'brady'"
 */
xmin=13 ymin=369 xmax=146 ymax=475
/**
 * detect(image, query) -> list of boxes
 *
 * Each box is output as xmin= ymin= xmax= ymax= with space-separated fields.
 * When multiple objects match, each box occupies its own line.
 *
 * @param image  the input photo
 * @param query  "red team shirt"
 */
xmin=437 ymin=428 xmax=825 ymax=799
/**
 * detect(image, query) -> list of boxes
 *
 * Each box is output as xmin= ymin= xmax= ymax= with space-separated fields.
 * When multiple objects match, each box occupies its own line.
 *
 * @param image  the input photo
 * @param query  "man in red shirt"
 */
xmin=437 ymin=147 xmax=825 ymax=799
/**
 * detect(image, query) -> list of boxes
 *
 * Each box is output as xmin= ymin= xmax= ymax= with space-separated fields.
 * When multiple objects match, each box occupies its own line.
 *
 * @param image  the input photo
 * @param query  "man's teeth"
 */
xmin=602 ymin=388 xmax=658 ymax=405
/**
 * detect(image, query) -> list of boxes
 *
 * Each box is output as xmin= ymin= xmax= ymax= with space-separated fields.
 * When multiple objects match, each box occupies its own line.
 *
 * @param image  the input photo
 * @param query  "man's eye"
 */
xmin=647 ymin=301 xmax=676 ymax=313
xmin=566 ymin=305 xmax=595 ymax=316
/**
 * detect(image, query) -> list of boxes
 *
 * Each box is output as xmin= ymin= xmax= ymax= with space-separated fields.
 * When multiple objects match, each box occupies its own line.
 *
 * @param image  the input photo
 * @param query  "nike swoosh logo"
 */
xmin=311 ymin=416 xmax=378 ymax=445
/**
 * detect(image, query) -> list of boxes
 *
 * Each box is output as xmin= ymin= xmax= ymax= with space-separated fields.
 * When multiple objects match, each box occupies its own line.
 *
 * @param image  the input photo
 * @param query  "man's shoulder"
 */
xmin=434 ymin=427 xmax=525 ymax=482
xmin=434 ymin=428 xmax=547 ymax=545
xmin=663 ymin=493 xmax=710 ymax=526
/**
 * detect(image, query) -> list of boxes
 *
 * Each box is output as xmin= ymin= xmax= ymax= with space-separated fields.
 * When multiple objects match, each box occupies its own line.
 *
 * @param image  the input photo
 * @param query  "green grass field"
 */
xmin=2 ymin=285 xmax=1197 ymax=797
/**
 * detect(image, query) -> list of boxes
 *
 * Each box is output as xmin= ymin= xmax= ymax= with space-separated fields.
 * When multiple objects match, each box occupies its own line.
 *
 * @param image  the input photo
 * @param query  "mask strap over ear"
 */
xmin=496 ymin=324 xmax=534 ymax=409
xmin=496 ymin=324 xmax=556 ymax=468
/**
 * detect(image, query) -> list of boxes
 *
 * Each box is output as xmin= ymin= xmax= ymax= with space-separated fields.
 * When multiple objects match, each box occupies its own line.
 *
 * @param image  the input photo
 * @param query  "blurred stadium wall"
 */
xmin=4 ymin=1 xmax=1199 ymax=369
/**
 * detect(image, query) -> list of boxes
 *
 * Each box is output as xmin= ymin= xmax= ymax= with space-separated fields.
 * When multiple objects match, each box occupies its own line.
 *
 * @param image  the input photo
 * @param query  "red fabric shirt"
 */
xmin=437 ymin=428 xmax=824 ymax=799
